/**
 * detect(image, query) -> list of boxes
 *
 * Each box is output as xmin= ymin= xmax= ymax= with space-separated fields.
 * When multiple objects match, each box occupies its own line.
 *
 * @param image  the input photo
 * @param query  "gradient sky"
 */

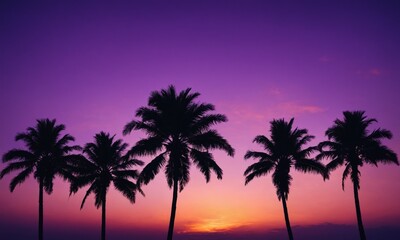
xmin=1 ymin=1 xmax=400 ymax=239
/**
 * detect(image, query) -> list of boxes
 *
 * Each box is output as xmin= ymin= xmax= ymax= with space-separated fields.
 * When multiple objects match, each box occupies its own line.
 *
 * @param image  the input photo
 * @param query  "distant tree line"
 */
xmin=1 ymin=85 xmax=398 ymax=240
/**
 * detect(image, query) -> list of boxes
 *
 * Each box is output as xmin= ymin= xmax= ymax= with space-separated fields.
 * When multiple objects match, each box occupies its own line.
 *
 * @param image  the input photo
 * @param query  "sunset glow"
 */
xmin=181 ymin=217 xmax=246 ymax=233
xmin=1 ymin=1 xmax=400 ymax=240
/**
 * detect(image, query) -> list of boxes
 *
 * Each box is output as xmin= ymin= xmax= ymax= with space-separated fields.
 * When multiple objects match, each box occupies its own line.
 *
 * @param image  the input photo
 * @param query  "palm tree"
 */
xmin=244 ymin=118 xmax=327 ymax=240
xmin=317 ymin=111 xmax=398 ymax=240
xmin=0 ymin=119 xmax=81 ymax=240
xmin=69 ymin=132 xmax=143 ymax=240
xmin=123 ymin=85 xmax=234 ymax=240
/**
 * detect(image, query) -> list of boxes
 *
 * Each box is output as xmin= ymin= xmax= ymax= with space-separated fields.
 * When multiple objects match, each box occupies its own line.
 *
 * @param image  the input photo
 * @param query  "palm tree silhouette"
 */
xmin=317 ymin=111 xmax=398 ymax=240
xmin=69 ymin=132 xmax=143 ymax=240
xmin=244 ymin=118 xmax=327 ymax=240
xmin=123 ymin=85 xmax=235 ymax=240
xmin=0 ymin=119 xmax=81 ymax=240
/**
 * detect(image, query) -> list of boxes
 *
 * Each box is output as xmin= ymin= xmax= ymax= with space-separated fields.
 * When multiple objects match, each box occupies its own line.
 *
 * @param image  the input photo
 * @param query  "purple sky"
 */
xmin=1 ymin=1 xmax=400 ymax=239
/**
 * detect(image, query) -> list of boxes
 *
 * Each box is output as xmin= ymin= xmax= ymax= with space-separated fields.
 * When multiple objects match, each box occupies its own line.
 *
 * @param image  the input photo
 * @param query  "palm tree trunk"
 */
xmin=102 ymin=195 xmax=106 ymax=240
xmin=39 ymin=178 xmax=43 ymax=240
xmin=167 ymin=179 xmax=179 ymax=240
xmin=353 ymin=182 xmax=366 ymax=240
xmin=282 ymin=197 xmax=294 ymax=240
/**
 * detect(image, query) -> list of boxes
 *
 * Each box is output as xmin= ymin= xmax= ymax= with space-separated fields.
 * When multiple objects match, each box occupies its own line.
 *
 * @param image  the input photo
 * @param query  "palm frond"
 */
xmin=342 ymin=164 xmax=352 ymax=190
xmin=9 ymin=167 xmax=34 ymax=192
xmin=0 ymin=160 xmax=34 ymax=179
xmin=42 ymin=175 xmax=55 ymax=194
xmin=164 ymin=151 xmax=191 ymax=191
xmin=191 ymin=114 xmax=227 ymax=133
xmin=244 ymin=150 xmax=273 ymax=161
xmin=318 ymin=141 xmax=340 ymax=151
xmin=189 ymin=130 xmax=234 ymax=156
xmin=80 ymin=182 xmax=97 ymax=209
xmin=55 ymin=134 xmax=76 ymax=149
xmin=135 ymin=107 xmax=159 ymax=120
xmin=190 ymin=103 xmax=215 ymax=117
xmin=253 ymin=135 xmax=274 ymax=151
xmin=178 ymin=156 xmax=191 ymax=191
xmin=112 ymin=170 xmax=140 ymax=179
xmin=363 ymin=143 xmax=398 ymax=166
xmin=70 ymin=174 xmax=96 ymax=194
xmin=297 ymin=135 xmax=315 ymax=147
xmin=368 ymin=128 xmax=392 ymax=140
xmin=294 ymin=158 xmax=327 ymax=179
xmin=190 ymin=149 xmax=222 ymax=182
xmin=244 ymin=160 xmax=275 ymax=183
xmin=123 ymin=120 xmax=138 ymax=135
xmin=316 ymin=150 xmax=338 ymax=161
xmin=113 ymin=178 xmax=137 ymax=203
xmin=297 ymin=146 xmax=317 ymax=158
xmin=62 ymin=145 xmax=82 ymax=153
xmin=2 ymin=149 xmax=35 ymax=163
xmin=128 ymin=136 xmax=164 ymax=157
xmin=115 ymin=159 xmax=144 ymax=170
xmin=326 ymin=158 xmax=344 ymax=172
xmin=272 ymin=166 xmax=292 ymax=201
xmin=138 ymin=153 xmax=166 ymax=185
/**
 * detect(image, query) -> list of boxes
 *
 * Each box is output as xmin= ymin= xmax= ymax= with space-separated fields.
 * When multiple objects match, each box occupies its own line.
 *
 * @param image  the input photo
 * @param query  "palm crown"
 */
xmin=1 ymin=118 xmax=80 ymax=193
xmin=123 ymin=85 xmax=235 ymax=190
xmin=245 ymin=118 xmax=326 ymax=200
xmin=317 ymin=111 xmax=398 ymax=190
xmin=70 ymin=132 xmax=143 ymax=208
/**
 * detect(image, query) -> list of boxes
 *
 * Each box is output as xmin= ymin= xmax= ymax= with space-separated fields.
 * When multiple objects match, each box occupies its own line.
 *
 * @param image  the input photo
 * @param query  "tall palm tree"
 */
xmin=317 ymin=111 xmax=398 ymax=240
xmin=123 ymin=85 xmax=235 ymax=240
xmin=0 ymin=119 xmax=81 ymax=240
xmin=244 ymin=118 xmax=327 ymax=240
xmin=69 ymin=132 xmax=143 ymax=240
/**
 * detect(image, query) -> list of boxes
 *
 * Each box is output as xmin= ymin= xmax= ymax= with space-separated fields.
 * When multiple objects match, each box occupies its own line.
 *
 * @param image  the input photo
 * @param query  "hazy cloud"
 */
xmin=369 ymin=68 xmax=382 ymax=76
xmin=221 ymin=101 xmax=324 ymax=125
xmin=356 ymin=68 xmax=384 ymax=78
xmin=319 ymin=56 xmax=332 ymax=63
xmin=278 ymin=102 xmax=325 ymax=116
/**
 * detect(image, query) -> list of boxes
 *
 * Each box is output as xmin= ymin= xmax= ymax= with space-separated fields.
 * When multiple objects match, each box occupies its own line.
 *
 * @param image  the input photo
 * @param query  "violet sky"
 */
xmin=1 ymin=1 xmax=400 ymax=239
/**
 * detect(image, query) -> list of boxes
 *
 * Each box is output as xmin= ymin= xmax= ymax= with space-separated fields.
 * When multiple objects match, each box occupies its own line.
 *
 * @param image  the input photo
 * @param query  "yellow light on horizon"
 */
xmin=180 ymin=217 xmax=247 ymax=233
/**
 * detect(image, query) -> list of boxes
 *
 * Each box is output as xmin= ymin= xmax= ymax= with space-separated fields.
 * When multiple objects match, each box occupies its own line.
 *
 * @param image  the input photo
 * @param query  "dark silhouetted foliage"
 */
xmin=317 ymin=111 xmax=398 ymax=240
xmin=70 ymin=132 xmax=143 ymax=240
xmin=124 ymin=85 xmax=234 ymax=240
xmin=1 ymin=119 xmax=81 ymax=240
xmin=245 ymin=118 xmax=326 ymax=240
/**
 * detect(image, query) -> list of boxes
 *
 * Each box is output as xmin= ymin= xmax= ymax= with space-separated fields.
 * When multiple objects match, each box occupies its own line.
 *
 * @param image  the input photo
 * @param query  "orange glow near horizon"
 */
xmin=180 ymin=217 xmax=247 ymax=233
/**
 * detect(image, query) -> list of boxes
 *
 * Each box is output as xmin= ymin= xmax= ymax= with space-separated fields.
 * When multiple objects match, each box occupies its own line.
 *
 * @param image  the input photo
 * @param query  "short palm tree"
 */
xmin=244 ymin=118 xmax=327 ymax=240
xmin=0 ymin=119 xmax=81 ymax=240
xmin=69 ymin=132 xmax=143 ymax=240
xmin=317 ymin=111 xmax=398 ymax=240
xmin=123 ymin=85 xmax=235 ymax=240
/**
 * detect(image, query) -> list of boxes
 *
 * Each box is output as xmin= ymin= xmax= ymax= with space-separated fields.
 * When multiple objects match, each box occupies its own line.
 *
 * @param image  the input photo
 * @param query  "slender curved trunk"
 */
xmin=353 ymin=182 xmax=366 ymax=240
xmin=282 ymin=197 xmax=294 ymax=240
xmin=167 ymin=179 xmax=179 ymax=240
xmin=102 ymin=194 xmax=106 ymax=240
xmin=39 ymin=178 xmax=43 ymax=240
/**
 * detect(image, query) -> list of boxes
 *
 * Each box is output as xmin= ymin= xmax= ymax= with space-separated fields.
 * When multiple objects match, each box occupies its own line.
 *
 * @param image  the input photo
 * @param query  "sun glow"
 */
xmin=181 ymin=217 xmax=246 ymax=233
